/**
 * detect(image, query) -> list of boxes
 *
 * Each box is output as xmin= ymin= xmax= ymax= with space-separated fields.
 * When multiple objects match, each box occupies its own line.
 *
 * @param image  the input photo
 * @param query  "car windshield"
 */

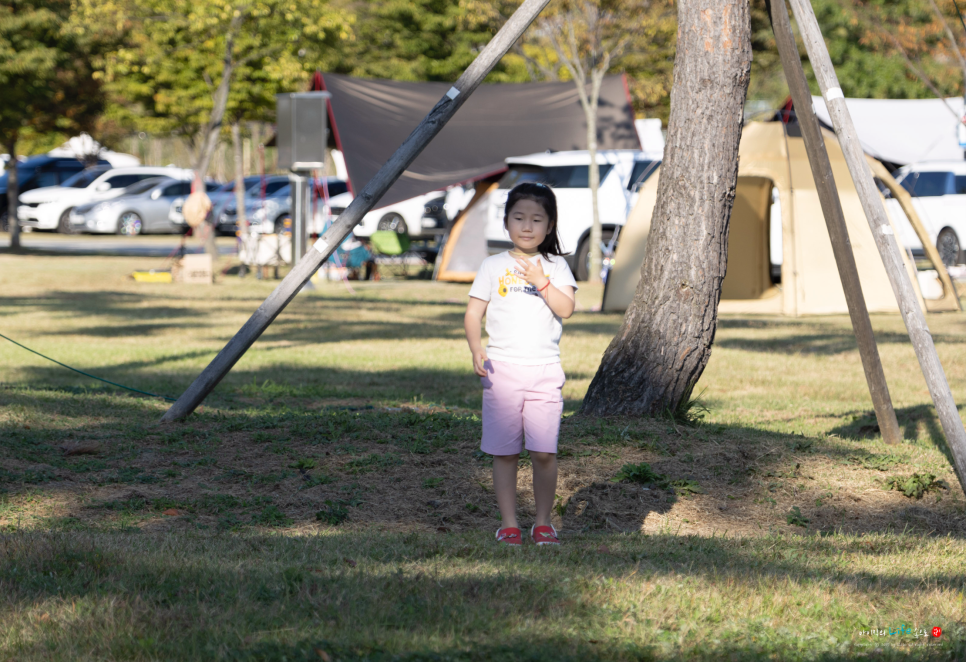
xmin=319 ymin=180 xmax=349 ymax=197
xmin=217 ymin=177 xmax=261 ymax=193
xmin=0 ymin=164 xmax=38 ymax=187
xmin=122 ymin=178 xmax=170 ymax=196
xmin=62 ymin=167 xmax=110 ymax=189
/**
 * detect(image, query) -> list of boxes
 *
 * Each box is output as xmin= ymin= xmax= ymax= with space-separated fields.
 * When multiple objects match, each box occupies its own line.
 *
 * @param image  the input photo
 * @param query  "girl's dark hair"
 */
xmin=503 ymin=182 xmax=566 ymax=259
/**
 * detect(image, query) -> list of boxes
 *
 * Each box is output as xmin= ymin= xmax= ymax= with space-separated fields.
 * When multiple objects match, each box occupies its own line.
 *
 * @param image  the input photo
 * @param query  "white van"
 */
xmin=485 ymin=150 xmax=662 ymax=280
xmin=884 ymin=160 xmax=966 ymax=266
xmin=18 ymin=165 xmax=195 ymax=233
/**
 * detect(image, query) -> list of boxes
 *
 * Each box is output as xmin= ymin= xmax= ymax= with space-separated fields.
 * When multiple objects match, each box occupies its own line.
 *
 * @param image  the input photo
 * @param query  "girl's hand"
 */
xmin=514 ymin=257 xmax=549 ymax=291
xmin=473 ymin=348 xmax=489 ymax=377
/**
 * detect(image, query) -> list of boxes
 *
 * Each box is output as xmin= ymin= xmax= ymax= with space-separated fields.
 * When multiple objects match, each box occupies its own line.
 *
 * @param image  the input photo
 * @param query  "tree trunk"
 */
xmin=586 ymin=101 xmax=601 ymax=284
xmin=586 ymin=69 xmax=605 ymax=284
xmin=193 ymin=33 xmax=236 ymax=180
xmin=580 ymin=0 xmax=751 ymax=417
xmin=231 ymin=121 xmax=248 ymax=236
xmin=5 ymin=136 xmax=20 ymax=250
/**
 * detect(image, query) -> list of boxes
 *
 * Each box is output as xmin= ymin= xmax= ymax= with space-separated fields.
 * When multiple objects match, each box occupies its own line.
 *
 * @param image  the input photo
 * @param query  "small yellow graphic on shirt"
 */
xmin=498 ymin=268 xmax=550 ymax=297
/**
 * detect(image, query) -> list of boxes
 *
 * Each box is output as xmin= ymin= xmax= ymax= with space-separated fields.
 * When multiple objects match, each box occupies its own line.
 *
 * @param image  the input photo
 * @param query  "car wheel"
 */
xmin=274 ymin=215 xmax=291 ymax=234
xmin=377 ymin=212 xmax=408 ymax=235
xmin=57 ymin=208 xmax=74 ymax=234
xmin=937 ymin=228 xmax=961 ymax=267
xmin=117 ymin=212 xmax=143 ymax=236
xmin=576 ymin=229 xmax=616 ymax=282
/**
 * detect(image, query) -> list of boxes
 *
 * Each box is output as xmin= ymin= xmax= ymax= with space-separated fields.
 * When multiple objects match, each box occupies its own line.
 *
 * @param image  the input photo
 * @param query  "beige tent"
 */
xmin=603 ymin=121 xmax=959 ymax=315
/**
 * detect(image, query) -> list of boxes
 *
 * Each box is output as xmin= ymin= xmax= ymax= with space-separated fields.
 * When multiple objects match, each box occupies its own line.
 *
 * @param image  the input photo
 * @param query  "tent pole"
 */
xmin=788 ymin=0 xmax=966 ymax=488
xmin=769 ymin=0 xmax=901 ymax=446
xmin=866 ymin=157 xmax=961 ymax=313
xmin=160 ymin=0 xmax=553 ymax=423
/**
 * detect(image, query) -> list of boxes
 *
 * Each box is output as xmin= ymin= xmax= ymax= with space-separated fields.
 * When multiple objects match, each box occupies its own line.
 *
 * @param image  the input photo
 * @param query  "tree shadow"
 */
xmin=0 ymin=528 xmax=962 ymax=660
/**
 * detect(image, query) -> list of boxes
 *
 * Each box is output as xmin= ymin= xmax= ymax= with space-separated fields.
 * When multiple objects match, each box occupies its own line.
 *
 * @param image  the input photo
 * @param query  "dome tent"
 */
xmin=602 ymin=121 xmax=957 ymax=316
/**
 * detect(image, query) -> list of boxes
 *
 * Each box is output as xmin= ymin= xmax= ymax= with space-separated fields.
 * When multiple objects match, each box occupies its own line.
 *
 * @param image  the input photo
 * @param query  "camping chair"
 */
xmin=368 ymin=230 xmax=430 ymax=279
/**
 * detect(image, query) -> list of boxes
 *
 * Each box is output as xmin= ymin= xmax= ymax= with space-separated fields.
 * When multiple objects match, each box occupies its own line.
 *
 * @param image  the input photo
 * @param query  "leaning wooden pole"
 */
xmin=160 ymin=0 xmax=553 ymax=423
xmin=787 ymin=0 xmax=966 ymax=489
xmin=769 ymin=0 xmax=902 ymax=446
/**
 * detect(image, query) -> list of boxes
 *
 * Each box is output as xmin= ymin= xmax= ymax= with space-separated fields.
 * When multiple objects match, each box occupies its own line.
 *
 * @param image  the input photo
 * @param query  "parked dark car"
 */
xmin=0 ymin=155 xmax=110 ymax=230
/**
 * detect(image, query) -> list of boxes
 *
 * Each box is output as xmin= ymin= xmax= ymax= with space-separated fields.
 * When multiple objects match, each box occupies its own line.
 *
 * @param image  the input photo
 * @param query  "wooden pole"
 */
xmin=769 ymin=0 xmax=902 ymax=446
xmin=160 ymin=0 xmax=553 ymax=423
xmin=788 ymin=0 xmax=966 ymax=489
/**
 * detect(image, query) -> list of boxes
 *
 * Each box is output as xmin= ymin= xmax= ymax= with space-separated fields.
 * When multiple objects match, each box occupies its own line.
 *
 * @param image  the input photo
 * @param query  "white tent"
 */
xmin=47 ymin=134 xmax=140 ymax=167
xmin=811 ymin=96 xmax=965 ymax=165
xmin=635 ymin=119 xmax=665 ymax=154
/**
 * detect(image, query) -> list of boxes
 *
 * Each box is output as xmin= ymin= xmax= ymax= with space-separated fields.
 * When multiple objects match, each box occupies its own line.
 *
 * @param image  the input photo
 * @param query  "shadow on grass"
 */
xmin=828 ymin=404 xmax=960 ymax=469
xmin=2 ymin=381 xmax=964 ymax=540
xmin=0 ymin=529 xmax=962 ymax=661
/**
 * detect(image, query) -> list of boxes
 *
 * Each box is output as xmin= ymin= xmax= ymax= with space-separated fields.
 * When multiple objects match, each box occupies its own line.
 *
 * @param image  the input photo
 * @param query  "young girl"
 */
xmin=464 ymin=182 xmax=577 ymax=546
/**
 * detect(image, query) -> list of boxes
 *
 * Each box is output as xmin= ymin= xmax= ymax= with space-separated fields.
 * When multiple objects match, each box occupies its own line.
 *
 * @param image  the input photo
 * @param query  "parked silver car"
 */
xmin=69 ymin=177 xmax=192 ymax=235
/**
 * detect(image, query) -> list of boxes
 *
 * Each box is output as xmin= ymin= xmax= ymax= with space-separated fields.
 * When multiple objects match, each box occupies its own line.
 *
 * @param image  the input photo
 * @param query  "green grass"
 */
xmin=2 ymin=248 xmax=966 ymax=659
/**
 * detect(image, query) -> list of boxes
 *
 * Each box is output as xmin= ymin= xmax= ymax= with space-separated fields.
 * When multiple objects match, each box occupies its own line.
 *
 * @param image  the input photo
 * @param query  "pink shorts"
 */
xmin=480 ymin=359 xmax=565 ymax=456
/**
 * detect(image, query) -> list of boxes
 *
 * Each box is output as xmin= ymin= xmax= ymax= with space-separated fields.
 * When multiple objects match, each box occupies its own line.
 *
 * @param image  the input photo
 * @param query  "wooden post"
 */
xmin=788 ymin=0 xmax=966 ymax=489
xmin=160 ymin=0 xmax=554 ymax=423
xmin=769 ymin=0 xmax=902 ymax=445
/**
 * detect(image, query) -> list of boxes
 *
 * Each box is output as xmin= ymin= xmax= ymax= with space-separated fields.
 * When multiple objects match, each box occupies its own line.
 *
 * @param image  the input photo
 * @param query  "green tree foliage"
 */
xmin=330 ymin=0 xmax=525 ymax=82
xmin=0 ymin=0 xmax=107 ymax=246
xmin=80 ymin=0 xmax=349 ymax=169
xmin=748 ymin=0 xmax=966 ymax=107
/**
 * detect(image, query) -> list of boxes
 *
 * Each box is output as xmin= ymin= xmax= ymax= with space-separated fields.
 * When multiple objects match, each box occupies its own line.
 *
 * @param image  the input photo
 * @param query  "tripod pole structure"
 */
xmin=769 ymin=0 xmax=901 ymax=445
xmin=161 ymin=0 xmax=553 ymax=423
xmin=788 ymin=0 xmax=966 ymax=490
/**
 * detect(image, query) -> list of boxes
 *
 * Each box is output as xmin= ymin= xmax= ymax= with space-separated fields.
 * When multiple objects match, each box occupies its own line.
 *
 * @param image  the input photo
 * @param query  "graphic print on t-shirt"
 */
xmin=498 ymin=268 xmax=550 ymax=297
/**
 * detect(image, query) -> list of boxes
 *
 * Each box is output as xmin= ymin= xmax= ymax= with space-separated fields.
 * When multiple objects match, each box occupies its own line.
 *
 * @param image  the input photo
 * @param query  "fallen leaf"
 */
xmin=24 ymin=425 xmax=31 ymax=430
xmin=162 ymin=509 xmax=180 ymax=516
xmin=38 ymin=613 xmax=49 ymax=622
xmin=436 ymin=526 xmax=450 ymax=533
xmin=589 ymin=639 xmax=599 ymax=644
xmin=314 ymin=648 xmax=331 ymax=661
xmin=344 ymin=557 xmax=356 ymax=567
xmin=597 ymin=545 xmax=611 ymax=555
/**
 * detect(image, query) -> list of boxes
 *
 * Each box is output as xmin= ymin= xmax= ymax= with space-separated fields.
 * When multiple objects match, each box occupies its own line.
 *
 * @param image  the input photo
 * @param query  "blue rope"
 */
xmin=0 ymin=332 xmax=176 ymax=402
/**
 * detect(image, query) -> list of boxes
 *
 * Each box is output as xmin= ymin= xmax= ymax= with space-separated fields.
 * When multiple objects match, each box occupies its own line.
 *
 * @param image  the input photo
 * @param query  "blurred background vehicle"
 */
xmin=69 ymin=178 xmax=218 ymax=235
xmin=69 ymin=177 xmax=190 ymax=235
xmin=221 ymin=177 xmax=350 ymax=235
xmin=1 ymin=155 xmax=110 ymax=231
xmin=18 ymin=165 xmax=194 ymax=233
xmin=884 ymin=160 xmax=966 ymax=266
xmin=485 ymin=149 xmax=661 ymax=280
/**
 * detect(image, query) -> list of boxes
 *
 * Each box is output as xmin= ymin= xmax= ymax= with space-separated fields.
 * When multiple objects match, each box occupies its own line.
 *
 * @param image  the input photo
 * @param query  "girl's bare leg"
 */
xmin=530 ymin=451 xmax=557 ymax=528
xmin=492 ymin=454 xmax=520 ymax=529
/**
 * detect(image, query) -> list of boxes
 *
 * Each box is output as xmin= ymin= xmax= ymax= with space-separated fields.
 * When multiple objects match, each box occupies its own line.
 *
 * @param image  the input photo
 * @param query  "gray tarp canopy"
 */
xmin=321 ymin=73 xmax=641 ymax=208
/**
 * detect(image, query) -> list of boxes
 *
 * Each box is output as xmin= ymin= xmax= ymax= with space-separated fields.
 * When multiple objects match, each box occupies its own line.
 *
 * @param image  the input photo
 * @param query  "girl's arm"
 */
xmin=543 ymin=283 xmax=575 ymax=318
xmin=464 ymin=297 xmax=489 ymax=377
xmin=514 ymin=258 xmax=576 ymax=319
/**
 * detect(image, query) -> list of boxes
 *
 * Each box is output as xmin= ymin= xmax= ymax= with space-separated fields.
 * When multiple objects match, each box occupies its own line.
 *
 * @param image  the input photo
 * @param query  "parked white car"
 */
xmin=352 ymin=190 xmax=459 ymax=239
xmin=18 ymin=165 xmax=194 ymax=233
xmin=885 ymin=160 xmax=966 ymax=266
xmin=485 ymin=150 xmax=662 ymax=280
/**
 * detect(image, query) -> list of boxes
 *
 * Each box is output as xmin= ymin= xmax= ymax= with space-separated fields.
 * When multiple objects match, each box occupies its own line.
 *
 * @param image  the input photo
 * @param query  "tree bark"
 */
xmin=580 ymin=0 xmax=751 ymax=417
xmin=5 ymin=136 xmax=20 ymax=250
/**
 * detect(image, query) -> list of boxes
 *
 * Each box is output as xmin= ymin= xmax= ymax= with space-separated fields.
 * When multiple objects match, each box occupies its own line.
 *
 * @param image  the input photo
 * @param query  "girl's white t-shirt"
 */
xmin=468 ymin=251 xmax=578 ymax=365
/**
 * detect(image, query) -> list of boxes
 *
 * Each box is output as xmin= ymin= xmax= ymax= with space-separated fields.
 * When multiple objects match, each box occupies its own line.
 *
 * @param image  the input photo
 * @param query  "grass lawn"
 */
xmin=1 ymin=246 xmax=965 ymax=660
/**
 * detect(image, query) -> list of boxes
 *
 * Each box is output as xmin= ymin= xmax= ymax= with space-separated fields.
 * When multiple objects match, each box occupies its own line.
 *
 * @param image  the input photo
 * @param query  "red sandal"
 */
xmin=531 ymin=524 xmax=561 ymax=546
xmin=495 ymin=527 xmax=523 ymax=546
